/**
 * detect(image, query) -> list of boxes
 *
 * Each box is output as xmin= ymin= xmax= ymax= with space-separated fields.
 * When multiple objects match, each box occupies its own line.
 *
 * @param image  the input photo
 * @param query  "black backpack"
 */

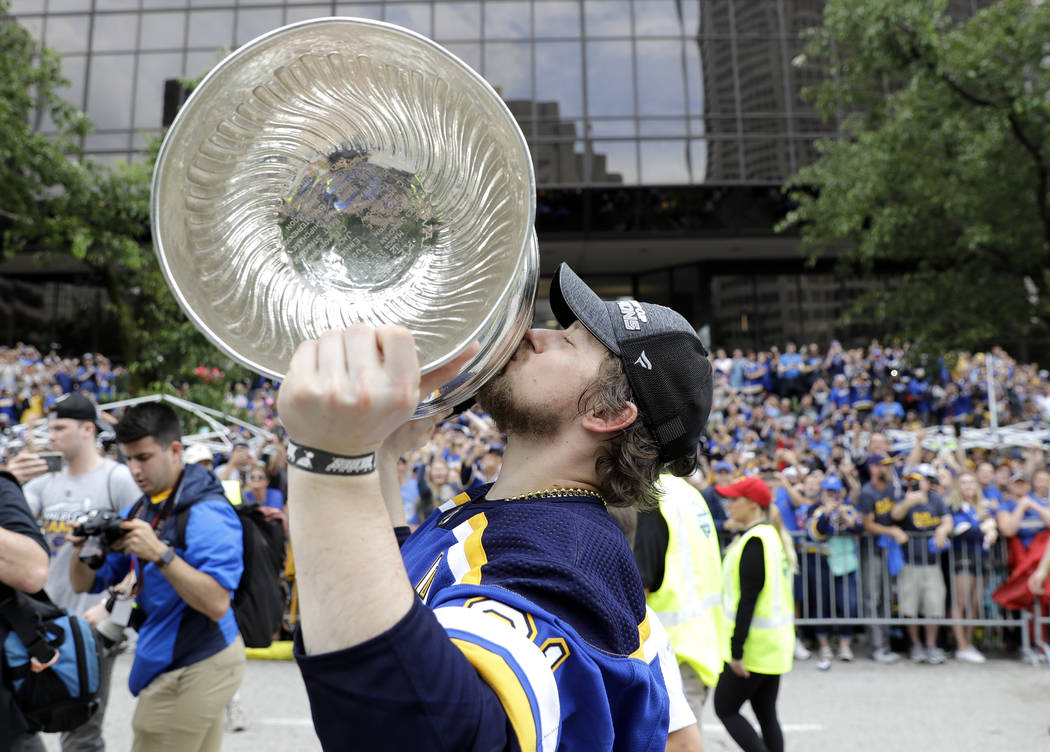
xmin=176 ymin=501 xmax=285 ymax=648
xmin=0 ymin=589 xmax=101 ymax=733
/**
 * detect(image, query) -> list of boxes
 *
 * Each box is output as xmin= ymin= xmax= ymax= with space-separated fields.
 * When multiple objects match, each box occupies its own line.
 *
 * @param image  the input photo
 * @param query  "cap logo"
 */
xmin=634 ymin=351 xmax=652 ymax=370
xmin=618 ymin=300 xmax=647 ymax=331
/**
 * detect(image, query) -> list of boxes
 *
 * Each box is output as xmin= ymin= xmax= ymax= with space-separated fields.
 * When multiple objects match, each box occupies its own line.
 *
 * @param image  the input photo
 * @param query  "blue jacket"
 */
xmin=92 ymin=463 xmax=243 ymax=695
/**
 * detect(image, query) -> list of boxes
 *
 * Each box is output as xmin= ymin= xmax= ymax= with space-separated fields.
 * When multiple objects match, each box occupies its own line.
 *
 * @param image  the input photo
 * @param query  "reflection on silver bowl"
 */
xmin=152 ymin=17 xmax=537 ymax=415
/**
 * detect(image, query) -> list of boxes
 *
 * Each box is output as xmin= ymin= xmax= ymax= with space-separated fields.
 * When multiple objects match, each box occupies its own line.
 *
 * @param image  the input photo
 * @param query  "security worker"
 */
xmin=713 ymin=477 xmax=794 ymax=752
xmin=641 ymin=474 xmax=724 ymax=741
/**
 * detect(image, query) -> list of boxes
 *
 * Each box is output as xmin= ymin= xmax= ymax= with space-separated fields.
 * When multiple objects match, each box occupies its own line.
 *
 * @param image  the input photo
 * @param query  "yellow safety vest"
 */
xmin=720 ymin=523 xmax=794 ymax=675
xmin=223 ymin=480 xmax=243 ymax=506
xmin=645 ymin=475 xmax=725 ymax=687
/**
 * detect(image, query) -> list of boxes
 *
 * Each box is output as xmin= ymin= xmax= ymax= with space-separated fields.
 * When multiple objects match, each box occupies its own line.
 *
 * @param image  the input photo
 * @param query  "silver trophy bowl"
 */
xmin=152 ymin=17 xmax=537 ymax=416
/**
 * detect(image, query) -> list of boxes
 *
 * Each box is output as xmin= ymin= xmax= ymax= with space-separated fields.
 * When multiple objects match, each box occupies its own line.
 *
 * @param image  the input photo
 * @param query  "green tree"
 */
xmin=1 ymin=4 xmax=245 ymax=398
xmin=780 ymin=0 xmax=1050 ymax=357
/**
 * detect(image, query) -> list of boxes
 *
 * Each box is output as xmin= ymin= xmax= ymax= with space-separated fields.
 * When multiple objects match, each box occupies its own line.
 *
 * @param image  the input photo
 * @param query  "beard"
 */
xmin=476 ymin=369 xmax=563 ymax=440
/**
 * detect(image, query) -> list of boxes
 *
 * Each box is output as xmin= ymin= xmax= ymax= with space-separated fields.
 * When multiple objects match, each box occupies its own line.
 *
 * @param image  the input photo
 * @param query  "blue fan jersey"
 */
xmin=401 ymin=487 xmax=670 ymax=752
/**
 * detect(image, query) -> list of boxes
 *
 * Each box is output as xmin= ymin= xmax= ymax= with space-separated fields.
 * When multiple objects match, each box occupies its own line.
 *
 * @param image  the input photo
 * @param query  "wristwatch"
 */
xmin=156 ymin=546 xmax=176 ymax=569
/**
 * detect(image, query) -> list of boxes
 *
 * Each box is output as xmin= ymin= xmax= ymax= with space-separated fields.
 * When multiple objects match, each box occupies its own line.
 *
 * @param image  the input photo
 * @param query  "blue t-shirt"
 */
xmin=999 ymin=494 xmax=1048 ymax=548
xmin=779 ymin=353 xmax=803 ymax=380
xmin=872 ymin=400 xmax=904 ymax=420
xmin=851 ymin=383 xmax=874 ymax=410
xmin=401 ymin=479 xmax=421 ymax=526
xmin=951 ymin=502 xmax=988 ymax=555
xmin=829 ymin=387 xmax=852 ymax=410
xmin=245 ymin=487 xmax=284 ymax=511
xmin=742 ymin=362 xmax=766 ymax=393
xmin=982 ymin=485 xmax=1003 ymax=506
xmin=773 ymin=487 xmax=799 ymax=534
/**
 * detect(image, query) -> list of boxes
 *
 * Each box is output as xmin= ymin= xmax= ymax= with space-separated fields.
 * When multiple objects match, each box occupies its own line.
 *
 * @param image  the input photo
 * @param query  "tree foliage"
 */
xmin=1 ymin=3 xmax=246 ymax=396
xmin=780 ymin=0 xmax=1050 ymax=356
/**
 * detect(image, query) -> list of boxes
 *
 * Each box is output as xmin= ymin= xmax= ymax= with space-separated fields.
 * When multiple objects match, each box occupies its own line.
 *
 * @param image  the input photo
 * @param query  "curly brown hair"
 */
xmin=579 ymin=353 xmax=698 ymax=510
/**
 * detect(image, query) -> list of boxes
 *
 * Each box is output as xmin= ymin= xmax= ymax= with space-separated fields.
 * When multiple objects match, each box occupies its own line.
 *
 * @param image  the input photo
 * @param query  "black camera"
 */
xmin=907 ymin=479 xmax=921 ymax=493
xmin=72 ymin=509 xmax=126 ymax=569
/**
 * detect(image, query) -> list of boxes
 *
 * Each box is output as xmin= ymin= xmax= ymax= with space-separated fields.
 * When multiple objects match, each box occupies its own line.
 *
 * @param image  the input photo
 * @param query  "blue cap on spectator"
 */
xmin=866 ymin=453 xmax=894 ymax=466
xmin=822 ymin=475 xmax=844 ymax=492
xmin=714 ymin=460 xmax=734 ymax=473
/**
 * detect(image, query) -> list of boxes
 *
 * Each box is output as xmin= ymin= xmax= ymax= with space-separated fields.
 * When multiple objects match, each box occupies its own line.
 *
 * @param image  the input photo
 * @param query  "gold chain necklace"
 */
xmin=506 ymin=487 xmax=606 ymax=504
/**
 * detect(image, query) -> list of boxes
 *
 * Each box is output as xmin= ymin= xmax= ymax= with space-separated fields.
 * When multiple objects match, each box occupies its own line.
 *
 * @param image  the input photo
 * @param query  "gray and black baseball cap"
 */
xmin=549 ymin=263 xmax=712 ymax=463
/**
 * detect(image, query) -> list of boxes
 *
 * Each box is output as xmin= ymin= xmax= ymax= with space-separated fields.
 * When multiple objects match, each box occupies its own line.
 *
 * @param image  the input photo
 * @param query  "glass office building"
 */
xmin=3 ymin=0 xmax=988 ymax=354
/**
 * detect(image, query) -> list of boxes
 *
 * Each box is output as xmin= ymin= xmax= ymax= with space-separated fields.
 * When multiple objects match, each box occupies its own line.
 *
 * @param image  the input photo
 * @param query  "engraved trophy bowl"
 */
xmin=152 ymin=17 xmax=538 ymax=416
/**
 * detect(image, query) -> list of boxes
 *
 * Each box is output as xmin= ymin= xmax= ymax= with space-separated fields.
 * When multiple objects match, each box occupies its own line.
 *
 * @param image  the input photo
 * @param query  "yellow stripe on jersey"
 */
xmin=460 ymin=512 xmax=489 ymax=586
xmin=451 ymin=491 xmax=472 ymax=506
xmin=451 ymin=638 xmax=538 ymax=752
xmin=630 ymin=609 xmax=653 ymax=661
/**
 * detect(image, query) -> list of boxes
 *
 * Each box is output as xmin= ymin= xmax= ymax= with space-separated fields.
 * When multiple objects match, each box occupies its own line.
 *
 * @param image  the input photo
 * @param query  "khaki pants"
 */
xmin=132 ymin=635 xmax=245 ymax=752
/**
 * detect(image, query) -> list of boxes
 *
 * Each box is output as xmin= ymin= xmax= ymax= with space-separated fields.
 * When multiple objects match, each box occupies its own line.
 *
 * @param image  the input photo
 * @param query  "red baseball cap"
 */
xmin=715 ymin=477 xmax=772 ymax=508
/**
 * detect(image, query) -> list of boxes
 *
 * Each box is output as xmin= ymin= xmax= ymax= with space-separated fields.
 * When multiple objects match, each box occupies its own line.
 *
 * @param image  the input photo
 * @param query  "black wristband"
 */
xmin=287 ymin=441 xmax=376 ymax=476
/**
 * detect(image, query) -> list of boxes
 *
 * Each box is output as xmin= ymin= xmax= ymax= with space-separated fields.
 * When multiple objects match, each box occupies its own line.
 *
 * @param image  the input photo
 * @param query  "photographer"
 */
xmin=0 ymin=472 xmax=50 ymax=751
xmin=68 ymin=403 xmax=245 ymax=752
xmin=15 ymin=393 xmax=140 ymax=752
xmin=891 ymin=464 xmax=953 ymax=664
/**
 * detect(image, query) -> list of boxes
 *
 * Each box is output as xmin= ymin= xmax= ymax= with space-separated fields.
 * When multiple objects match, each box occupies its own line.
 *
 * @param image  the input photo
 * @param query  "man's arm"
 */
xmin=69 ymin=550 xmax=98 ymax=594
xmin=111 ymin=512 xmax=238 ymax=623
xmin=279 ymin=327 xmax=477 ymax=654
xmin=996 ymin=501 xmax=1028 ymax=538
xmin=152 ymin=555 xmax=232 ymax=622
xmin=933 ymin=509 xmax=954 ymax=549
xmin=1027 ymin=500 xmax=1050 ymax=528
xmin=279 ymin=330 xmax=523 ymax=750
xmin=3 ymin=452 xmax=47 ymax=487
xmin=1029 ymin=543 xmax=1050 ymax=594
xmin=862 ymin=512 xmax=908 ymax=544
xmin=0 ymin=475 xmax=49 ymax=593
xmin=890 ymin=491 xmax=924 ymax=521
xmin=0 ymin=526 xmax=49 ymax=593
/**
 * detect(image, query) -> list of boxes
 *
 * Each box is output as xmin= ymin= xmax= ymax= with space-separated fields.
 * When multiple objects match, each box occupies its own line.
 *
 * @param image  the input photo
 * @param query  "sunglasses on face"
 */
xmin=249 ymin=474 xmax=267 ymax=480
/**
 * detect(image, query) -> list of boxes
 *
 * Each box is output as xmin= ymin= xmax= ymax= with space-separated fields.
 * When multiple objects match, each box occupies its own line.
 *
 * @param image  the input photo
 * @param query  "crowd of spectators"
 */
xmin=5 ymin=336 xmax=1050 ymax=668
xmin=0 ymin=344 xmax=125 ymax=429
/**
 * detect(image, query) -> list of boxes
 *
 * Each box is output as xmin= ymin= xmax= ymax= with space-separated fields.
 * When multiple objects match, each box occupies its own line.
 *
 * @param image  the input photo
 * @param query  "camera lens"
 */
xmin=78 ymin=537 xmax=107 ymax=570
xmin=96 ymin=619 xmax=126 ymax=649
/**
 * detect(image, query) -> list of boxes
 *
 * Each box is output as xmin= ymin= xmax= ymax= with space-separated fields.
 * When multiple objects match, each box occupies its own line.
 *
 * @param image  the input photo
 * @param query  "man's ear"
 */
xmin=581 ymin=401 xmax=638 ymax=435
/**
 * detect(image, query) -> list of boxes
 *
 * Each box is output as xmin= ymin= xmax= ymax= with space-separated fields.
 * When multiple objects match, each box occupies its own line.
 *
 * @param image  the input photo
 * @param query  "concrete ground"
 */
xmin=36 ymin=646 xmax=1050 ymax=751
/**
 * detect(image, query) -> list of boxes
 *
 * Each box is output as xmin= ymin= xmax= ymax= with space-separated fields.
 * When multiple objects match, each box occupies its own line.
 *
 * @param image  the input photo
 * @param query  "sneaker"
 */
xmin=955 ymin=646 xmax=986 ymax=664
xmin=926 ymin=646 xmax=946 ymax=665
xmin=909 ymin=644 xmax=927 ymax=663
xmin=818 ymin=645 xmax=834 ymax=661
xmin=795 ymin=638 xmax=812 ymax=660
xmin=872 ymin=648 xmax=901 ymax=664
xmin=225 ymin=698 xmax=249 ymax=733
xmin=837 ymin=645 xmax=854 ymax=662
xmin=816 ymin=656 xmax=832 ymax=671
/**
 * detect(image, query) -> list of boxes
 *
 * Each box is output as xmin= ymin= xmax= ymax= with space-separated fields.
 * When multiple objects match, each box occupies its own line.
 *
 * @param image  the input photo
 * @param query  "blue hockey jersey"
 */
xmin=400 ymin=487 xmax=670 ymax=752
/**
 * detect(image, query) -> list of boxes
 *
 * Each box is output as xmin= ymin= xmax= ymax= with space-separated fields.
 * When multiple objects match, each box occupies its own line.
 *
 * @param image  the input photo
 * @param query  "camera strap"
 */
xmin=129 ymin=472 xmax=184 ymax=598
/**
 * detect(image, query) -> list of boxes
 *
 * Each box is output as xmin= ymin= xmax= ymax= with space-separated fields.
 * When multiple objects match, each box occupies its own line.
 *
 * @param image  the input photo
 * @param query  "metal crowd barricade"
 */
xmin=777 ymin=530 xmax=1037 ymax=659
xmin=1033 ymin=597 xmax=1050 ymax=662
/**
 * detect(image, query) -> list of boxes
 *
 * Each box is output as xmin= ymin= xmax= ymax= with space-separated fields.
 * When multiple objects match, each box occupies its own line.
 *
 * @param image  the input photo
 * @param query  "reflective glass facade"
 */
xmin=5 ymin=0 xmax=989 ymax=352
xmin=11 ymin=0 xmax=843 ymax=181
